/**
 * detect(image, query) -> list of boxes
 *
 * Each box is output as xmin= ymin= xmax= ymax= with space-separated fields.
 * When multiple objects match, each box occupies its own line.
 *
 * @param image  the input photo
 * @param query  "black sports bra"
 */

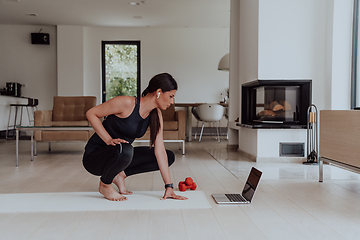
xmin=84 ymin=97 xmax=150 ymax=155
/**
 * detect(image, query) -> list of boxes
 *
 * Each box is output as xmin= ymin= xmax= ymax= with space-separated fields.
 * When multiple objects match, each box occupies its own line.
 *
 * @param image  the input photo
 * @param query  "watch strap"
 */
xmin=165 ymin=183 xmax=174 ymax=189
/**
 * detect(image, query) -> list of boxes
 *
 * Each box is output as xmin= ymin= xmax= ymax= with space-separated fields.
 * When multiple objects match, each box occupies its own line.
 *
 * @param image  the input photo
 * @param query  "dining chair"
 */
xmin=191 ymin=106 xmax=202 ymax=140
xmin=196 ymin=103 xmax=225 ymax=142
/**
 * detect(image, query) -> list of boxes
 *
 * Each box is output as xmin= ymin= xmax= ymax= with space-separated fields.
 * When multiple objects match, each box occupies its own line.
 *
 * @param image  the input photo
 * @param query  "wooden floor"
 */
xmin=0 ymin=137 xmax=360 ymax=240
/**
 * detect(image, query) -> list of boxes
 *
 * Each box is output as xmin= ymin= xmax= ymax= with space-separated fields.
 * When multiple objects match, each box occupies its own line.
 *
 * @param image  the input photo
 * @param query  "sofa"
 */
xmin=34 ymin=96 xmax=96 ymax=143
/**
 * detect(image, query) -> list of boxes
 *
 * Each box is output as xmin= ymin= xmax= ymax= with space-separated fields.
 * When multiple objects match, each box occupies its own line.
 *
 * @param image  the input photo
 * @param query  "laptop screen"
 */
xmin=242 ymin=167 xmax=262 ymax=202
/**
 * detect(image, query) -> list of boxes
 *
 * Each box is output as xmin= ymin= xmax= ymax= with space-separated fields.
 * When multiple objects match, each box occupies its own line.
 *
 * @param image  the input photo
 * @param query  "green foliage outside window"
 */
xmin=105 ymin=44 xmax=138 ymax=101
xmin=106 ymin=77 xmax=137 ymax=100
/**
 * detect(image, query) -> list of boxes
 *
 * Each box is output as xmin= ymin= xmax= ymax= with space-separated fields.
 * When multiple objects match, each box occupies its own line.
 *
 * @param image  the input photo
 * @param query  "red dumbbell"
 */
xmin=178 ymin=177 xmax=197 ymax=191
xmin=178 ymin=181 xmax=185 ymax=190
xmin=185 ymin=177 xmax=193 ymax=186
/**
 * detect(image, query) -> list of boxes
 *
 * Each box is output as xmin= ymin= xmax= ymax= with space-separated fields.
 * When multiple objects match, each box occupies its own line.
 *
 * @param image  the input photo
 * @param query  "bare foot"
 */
xmin=99 ymin=181 xmax=127 ymax=201
xmin=113 ymin=171 xmax=133 ymax=195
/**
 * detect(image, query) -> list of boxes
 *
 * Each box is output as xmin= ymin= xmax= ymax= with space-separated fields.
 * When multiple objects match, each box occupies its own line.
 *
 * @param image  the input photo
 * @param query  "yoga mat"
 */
xmin=0 ymin=191 xmax=211 ymax=213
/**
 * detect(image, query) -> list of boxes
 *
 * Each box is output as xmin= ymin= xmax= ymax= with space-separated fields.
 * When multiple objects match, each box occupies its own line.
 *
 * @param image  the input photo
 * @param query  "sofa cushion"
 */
xmin=52 ymin=96 xmax=96 ymax=121
xmin=42 ymin=131 xmax=90 ymax=141
xmin=163 ymin=121 xmax=178 ymax=131
xmin=162 ymin=131 xmax=179 ymax=140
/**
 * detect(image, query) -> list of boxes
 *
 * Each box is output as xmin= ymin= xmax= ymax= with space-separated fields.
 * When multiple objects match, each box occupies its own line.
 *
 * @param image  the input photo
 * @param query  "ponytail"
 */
xmin=149 ymin=109 xmax=160 ymax=146
xmin=142 ymin=73 xmax=178 ymax=146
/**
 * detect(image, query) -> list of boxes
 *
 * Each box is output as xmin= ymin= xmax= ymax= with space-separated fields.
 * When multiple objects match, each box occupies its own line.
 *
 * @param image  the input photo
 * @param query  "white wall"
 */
xmin=237 ymin=0 xmax=260 ymax=149
xmin=239 ymin=0 xmax=259 ymax=85
xmin=258 ymin=0 xmax=327 ymax=109
xmin=324 ymin=0 xmax=334 ymax=110
xmin=57 ymin=26 xmax=84 ymax=96
xmin=228 ymin=0 xmax=241 ymax=146
xmin=57 ymin=26 xmax=230 ymax=105
xmin=57 ymin=26 xmax=230 ymax=127
xmin=328 ymin=0 xmax=353 ymax=110
xmin=0 ymin=24 xmax=229 ymax=131
xmin=0 ymin=24 xmax=57 ymax=130
xmin=239 ymin=127 xmax=257 ymax=156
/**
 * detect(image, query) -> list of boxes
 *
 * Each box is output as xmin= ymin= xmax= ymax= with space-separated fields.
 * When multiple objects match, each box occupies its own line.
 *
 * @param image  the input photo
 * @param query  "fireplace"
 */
xmin=240 ymin=80 xmax=311 ymax=128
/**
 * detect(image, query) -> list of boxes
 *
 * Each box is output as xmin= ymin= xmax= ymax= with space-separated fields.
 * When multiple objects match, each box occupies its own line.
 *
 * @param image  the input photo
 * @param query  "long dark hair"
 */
xmin=142 ymin=73 xmax=178 ymax=146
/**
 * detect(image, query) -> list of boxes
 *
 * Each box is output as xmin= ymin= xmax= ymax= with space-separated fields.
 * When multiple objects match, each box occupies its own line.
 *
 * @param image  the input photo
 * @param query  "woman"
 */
xmin=83 ymin=73 xmax=187 ymax=201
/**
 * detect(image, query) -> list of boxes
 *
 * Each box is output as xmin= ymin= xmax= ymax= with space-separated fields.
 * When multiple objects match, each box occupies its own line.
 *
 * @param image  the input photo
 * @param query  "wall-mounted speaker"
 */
xmin=31 ymin=33 xmax=50 ymax=45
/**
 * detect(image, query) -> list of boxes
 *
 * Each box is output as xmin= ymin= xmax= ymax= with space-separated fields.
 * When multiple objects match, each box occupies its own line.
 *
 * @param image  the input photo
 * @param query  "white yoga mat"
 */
xmin=0 ymin=191 xmax=211 ymax=213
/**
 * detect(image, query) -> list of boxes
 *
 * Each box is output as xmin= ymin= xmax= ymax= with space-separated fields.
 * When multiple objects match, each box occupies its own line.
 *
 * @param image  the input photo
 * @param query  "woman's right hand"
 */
xmin=106 ymin=138 xmax=129 ymax=146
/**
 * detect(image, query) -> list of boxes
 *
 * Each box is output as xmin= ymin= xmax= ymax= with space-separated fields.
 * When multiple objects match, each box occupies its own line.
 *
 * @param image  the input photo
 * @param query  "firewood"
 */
xmin=280 ymin=100 xmax=292 ymax=111
xmin=270 ymin=101 xmax=284 ymax=112
xmin=258 ymin=110 xmax=276 ymax=116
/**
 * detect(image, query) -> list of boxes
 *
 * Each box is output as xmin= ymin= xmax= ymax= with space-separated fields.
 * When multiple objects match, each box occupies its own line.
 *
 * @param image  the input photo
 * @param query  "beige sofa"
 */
xmin=34 ymin=96 xmax=96 ymax=142
xmin=34 ymin=97 xmax=185 ymax=153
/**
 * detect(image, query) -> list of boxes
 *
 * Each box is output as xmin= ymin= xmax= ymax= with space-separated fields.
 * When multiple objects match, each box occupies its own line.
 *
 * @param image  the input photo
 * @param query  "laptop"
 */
xmin=212 ymin=167 xmax=262 ymax=204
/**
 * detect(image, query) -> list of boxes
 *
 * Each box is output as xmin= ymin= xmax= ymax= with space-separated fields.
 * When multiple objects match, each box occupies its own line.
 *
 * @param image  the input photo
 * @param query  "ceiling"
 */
xmin=0 ymin=0 xmax=230 ymax=28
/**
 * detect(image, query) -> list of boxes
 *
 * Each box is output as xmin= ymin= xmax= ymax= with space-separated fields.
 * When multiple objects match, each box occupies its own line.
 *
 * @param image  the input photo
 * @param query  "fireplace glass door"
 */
xmin=255 ymin=86 xmax=300 ymax=123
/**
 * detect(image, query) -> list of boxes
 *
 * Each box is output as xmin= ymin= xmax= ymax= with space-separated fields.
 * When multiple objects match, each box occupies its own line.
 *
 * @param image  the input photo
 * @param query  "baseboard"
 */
xmin=226 ymin=144 xmax=238 ymax=150
xmin=256 ymin=157 xmax=306 ymax=163
xmin=237 ymin=149 xmax=256 ymax=162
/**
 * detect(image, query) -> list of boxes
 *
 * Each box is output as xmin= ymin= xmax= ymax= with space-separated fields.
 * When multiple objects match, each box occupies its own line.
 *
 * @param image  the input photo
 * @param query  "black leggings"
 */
xmin=82 ymin=144 xmax=175 ymax=184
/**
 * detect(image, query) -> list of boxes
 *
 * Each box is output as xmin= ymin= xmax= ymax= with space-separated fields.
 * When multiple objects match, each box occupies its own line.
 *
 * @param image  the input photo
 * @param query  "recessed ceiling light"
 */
xmin=6 ymin=0 xmax=20 ymax=2
xmin=25 ymin=13 xmax=38 ymax=17
xmin=129 ymin=1 xmax=146 ymax=5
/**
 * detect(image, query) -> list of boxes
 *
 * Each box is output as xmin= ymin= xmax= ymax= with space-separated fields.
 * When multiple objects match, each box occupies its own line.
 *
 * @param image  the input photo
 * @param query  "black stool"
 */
xmin=6 ymin=99 xmax=38 ymax=139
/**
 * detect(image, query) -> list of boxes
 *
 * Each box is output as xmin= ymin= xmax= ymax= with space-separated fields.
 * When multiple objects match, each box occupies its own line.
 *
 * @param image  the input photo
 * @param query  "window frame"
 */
xmin=352 ymin=0 xmax=360 ymax=109
xmin=101 ymin=40 xmax=141 ymax=103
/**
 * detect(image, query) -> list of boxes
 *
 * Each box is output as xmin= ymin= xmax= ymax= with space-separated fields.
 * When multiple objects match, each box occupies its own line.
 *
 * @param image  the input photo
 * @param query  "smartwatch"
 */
xmin=165 ymin=183 xmax=174 ymax=189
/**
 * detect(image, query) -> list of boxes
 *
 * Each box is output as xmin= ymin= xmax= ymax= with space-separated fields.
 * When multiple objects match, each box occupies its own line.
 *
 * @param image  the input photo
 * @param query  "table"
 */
xmin=15 ymin=126 xmax=185 ymax=167
xmin=175 ymin=103 xmax=228 ymax=142
xmin=15 ymin=126 xmax=93 ymax=167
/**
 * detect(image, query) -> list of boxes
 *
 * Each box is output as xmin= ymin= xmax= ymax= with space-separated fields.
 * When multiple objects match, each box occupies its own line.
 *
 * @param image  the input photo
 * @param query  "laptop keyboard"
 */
xmin=225 ymin=194 xmax=247 ymax=202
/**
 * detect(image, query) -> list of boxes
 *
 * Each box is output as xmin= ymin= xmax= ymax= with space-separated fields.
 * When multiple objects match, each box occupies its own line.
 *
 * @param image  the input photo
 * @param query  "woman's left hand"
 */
xmin=161 ymin=187 xmax=188 ymax=200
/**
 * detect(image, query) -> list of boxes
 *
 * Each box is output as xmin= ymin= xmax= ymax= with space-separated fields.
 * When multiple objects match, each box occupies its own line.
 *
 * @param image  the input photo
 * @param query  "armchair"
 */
xmin=137 ymin=104 xmax=186 ymax=154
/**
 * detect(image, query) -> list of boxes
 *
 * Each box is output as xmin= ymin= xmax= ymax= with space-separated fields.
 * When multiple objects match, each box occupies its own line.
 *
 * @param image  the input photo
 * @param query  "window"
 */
xmin=101 ymin=41 xmax=141 ymax=103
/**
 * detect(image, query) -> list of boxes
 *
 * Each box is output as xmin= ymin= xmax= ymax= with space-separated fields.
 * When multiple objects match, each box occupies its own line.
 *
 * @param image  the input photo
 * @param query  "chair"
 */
xmin=191 ymin=106 xmax=202 ymax=140
xmin=197 ymin=103 xmax=225 ymax=142
xmin=34 ymin=96 xmax=96 ymax=150
xmin=6 ymin=100 xmax=38 ymax=139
